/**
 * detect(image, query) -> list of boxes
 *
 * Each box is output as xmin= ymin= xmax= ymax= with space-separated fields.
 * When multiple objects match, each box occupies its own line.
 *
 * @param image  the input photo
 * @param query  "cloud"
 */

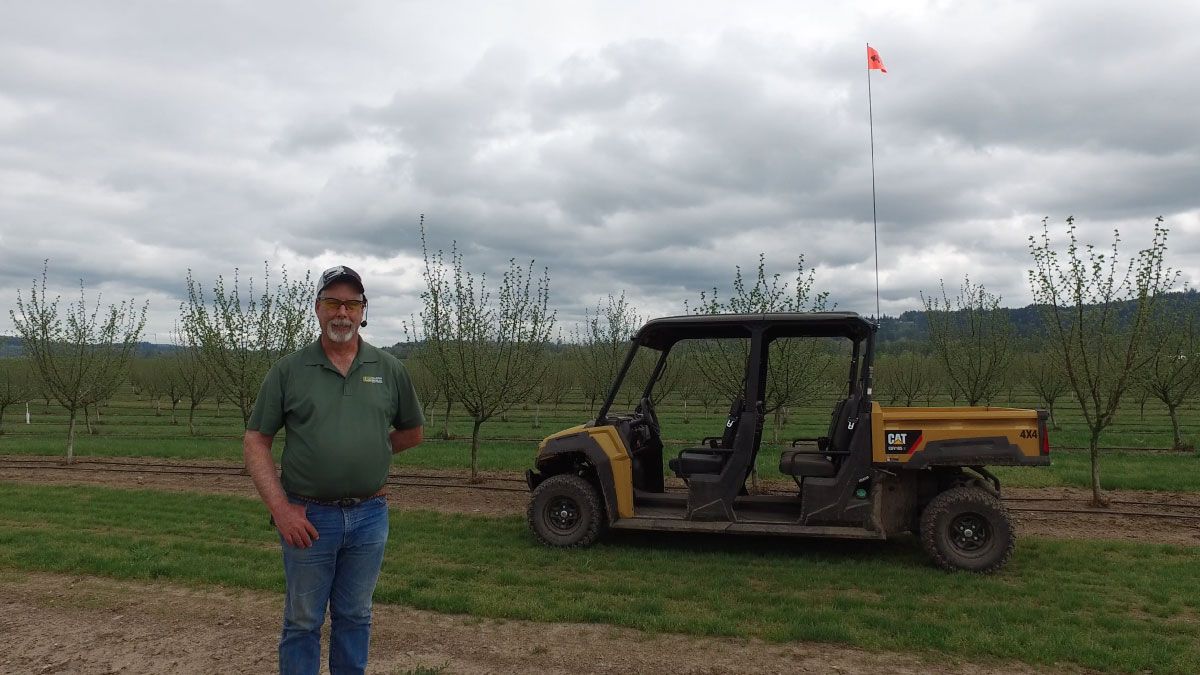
xmin=1 ymin=1 xmax=1197 ymax=342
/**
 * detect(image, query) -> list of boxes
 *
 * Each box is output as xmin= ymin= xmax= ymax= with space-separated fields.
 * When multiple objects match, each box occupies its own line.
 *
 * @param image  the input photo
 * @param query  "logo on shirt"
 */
xmin=362 ymin=376 xmax=383 ymax=384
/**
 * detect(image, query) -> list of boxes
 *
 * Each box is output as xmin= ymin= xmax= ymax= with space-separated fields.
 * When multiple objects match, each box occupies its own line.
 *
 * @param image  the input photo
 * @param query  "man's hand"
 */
xmin=272 ymin=501 xmax=320 ymax=548
xmin=243 ymin=429 xmax=319 ymax=546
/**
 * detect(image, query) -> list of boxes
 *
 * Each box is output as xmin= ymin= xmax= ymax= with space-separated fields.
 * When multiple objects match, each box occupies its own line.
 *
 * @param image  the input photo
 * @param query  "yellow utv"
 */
xmin=526 ymin=313 xmax=1050 ymax=573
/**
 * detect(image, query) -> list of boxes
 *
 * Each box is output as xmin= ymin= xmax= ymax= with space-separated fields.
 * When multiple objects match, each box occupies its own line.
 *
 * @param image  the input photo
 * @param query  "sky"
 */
xmin=2 ymin=0 xmax=1197 ymax=346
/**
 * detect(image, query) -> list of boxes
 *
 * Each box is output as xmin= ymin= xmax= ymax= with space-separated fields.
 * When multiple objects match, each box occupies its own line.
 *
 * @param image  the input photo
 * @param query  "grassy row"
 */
xmin=4 ymin=431 xmax=1200 ymax=492
xmin=5 ymin=382 xmax=1197 ymax=451
xmin=1 ymin=482 xmax=1198 ymax=673
xmin=3 ymin=409 xmax=1196 ymax=455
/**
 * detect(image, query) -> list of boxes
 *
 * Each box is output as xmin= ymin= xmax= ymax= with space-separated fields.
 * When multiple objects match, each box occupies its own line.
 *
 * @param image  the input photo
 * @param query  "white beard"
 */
xmin=325 ymin=321 xmax=357 ymax=343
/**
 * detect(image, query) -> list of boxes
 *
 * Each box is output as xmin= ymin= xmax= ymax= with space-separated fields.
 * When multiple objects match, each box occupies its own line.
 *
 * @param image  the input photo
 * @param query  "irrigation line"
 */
xmin=6 ymin=460 xmax=1200 ymax=522
xmin=0 ymin=457 xmax=529 ymax=484
xmin=1008 ymin=507 xmax=1200 ymax=523
xmin=1003 ymin=496 xmax=1200 ymax=510
xmin=384 ymin=480 xmax=527 ymax=493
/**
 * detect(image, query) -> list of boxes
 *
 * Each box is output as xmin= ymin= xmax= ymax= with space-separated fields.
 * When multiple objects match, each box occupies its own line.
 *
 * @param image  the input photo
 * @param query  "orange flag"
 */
xmin=867 ymin=46 xmax=887 ymax=73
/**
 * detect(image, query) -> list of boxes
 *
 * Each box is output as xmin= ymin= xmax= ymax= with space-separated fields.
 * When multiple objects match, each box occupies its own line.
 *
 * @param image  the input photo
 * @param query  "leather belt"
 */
xmin=287 ymin=487 xmax=387 ymax=507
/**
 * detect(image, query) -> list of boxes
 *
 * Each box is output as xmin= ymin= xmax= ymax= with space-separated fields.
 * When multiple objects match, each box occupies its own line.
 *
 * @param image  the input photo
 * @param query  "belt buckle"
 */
xmin=337 ymin=497 xmax=360 ymax=507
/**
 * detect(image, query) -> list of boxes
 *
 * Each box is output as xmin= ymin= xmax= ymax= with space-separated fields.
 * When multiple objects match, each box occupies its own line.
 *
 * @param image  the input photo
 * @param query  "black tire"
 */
xmin=528 ymin=474 xmax=606 ymax=548
xmin=919 ymin=486 xmax=1015 ymax=573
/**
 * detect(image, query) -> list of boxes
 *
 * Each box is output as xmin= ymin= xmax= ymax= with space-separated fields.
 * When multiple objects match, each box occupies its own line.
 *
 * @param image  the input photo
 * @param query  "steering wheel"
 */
xmin=638 ymin=396 xmax=662 ymax=438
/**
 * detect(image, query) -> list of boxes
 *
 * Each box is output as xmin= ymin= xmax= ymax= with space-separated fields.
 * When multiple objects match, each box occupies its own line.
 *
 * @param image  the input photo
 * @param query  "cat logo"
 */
xmin=885 ymin=429 xmax=923 ymax=455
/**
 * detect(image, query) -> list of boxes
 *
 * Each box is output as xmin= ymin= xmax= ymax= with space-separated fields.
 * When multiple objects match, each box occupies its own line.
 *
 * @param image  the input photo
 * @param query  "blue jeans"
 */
xmin=279 ymin=496 xmax=389 ymax=675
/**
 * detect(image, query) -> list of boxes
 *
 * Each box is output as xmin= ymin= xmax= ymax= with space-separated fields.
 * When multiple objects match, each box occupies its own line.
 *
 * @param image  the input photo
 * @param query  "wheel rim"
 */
xmin=948 ymin=513 xmax=991 ymax=554
xmin=545 ymin=496 xmax=581 ymax=534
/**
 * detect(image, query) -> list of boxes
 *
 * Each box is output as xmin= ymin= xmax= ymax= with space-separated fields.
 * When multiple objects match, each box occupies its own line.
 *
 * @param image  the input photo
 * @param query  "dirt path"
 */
xmin=3 ymin=455 xmax=1199 ymax=546
xmin=1 ymin=571 xmax=1079 ymax=675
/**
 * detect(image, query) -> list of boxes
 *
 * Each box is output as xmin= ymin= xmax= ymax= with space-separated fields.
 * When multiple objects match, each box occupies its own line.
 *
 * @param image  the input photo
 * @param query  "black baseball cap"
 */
xmin=318 ymin=265 xmax=365 ymax=295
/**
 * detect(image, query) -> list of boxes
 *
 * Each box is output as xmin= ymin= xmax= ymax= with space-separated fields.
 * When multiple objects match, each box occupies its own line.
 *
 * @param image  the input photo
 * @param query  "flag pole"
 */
xmin=867 ymin=42 xmax=880 ymax=322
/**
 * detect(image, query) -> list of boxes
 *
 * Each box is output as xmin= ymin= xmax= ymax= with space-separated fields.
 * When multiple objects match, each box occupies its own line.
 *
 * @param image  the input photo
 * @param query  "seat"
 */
xmin=669 ymin=449 xmax=730 ymax=476
xmin=669 ymin=396 xmax=744 ymax=479
xmin=779 ymin=394 xmax=861 ymax=481
xmin=779 ymin=450 xmax=836 ymax=477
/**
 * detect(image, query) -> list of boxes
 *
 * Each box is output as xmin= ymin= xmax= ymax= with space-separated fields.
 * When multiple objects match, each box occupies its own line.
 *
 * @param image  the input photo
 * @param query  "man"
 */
xmin=244 ymin=265 xmax=424 ymax=675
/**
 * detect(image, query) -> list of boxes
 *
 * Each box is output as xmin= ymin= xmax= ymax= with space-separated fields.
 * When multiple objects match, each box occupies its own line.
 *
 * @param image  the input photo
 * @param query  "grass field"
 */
xmin=3 ymin=432 xmax=1199 ymax=492
xmin=3 ymin=381 xmax=1198 ymax=492
xmin=1 ymin=482 xmax=1198 ymax=673
xmin=3 ymin=378 xmax=1198 ymax=450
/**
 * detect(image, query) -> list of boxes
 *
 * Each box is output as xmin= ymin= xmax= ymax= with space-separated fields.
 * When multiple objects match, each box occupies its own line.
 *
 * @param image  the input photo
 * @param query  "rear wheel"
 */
xmin=528 ymin=474 xmax=606 ymax=547
xmin=919 ymin=486 xmax=1015 ymax=573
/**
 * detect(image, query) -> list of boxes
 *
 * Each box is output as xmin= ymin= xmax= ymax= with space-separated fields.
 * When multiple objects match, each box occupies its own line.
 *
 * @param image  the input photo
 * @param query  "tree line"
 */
xmin=4 ymin=216 xmax=1196 ymax=503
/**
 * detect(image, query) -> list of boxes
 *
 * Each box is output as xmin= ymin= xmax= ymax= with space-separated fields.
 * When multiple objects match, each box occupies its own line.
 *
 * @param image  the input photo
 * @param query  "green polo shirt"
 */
xmin=247 ymin=339 xmax=424 ymax=500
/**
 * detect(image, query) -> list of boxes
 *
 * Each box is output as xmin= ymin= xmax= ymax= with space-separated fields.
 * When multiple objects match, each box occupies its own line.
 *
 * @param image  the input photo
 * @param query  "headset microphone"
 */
xmin=360 ymin=299 xmax=369 ymax=328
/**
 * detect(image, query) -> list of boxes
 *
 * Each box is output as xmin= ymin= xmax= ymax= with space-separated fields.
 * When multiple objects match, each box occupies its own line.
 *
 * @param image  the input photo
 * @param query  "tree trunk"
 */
xmin=772 ymin=408 xmax=782 ymax=443
xmin=0 ymin=403 xmax=7 ymax=434
xmin=441 ymin=400 xmax=452 ymax=440
xmin=1167 ymin=404 xmax=1182 ymax=450
xmin=469 ymin=418 xmax=484 ymax=483
xmin=682 ymin=400 xmax=688 ymax=424
xmin=66 ymin=409 xmax=78 ymax=464
xmin=83 ymin=404 xmax=95 ymax=435
xmin=154 ymin=395 xmax=162 ymax=416
xmin=533 ymin=403 xmax=540 ymax=429
xmin=188 ymin=403 xmax=198 ymax=436
xmin=1088 ymin=429 xmax=1107 ymax=507
xmin=171 ymin=400 xmax=179 ymax=425
xmin=1049 ymin=402 xmax=1059 ymax=430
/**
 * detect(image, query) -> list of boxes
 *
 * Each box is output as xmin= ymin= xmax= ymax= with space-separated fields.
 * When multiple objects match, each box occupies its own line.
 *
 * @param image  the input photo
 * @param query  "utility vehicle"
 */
xmin=526 ymin=313 xmax=1049 ymax=572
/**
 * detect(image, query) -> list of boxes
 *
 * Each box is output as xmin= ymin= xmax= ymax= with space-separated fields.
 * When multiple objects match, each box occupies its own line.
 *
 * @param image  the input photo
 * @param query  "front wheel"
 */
xmin=528 ymin=474 xmax=606 ymax=548
xmin=919 ymin=486 xmax=1015 ymax=573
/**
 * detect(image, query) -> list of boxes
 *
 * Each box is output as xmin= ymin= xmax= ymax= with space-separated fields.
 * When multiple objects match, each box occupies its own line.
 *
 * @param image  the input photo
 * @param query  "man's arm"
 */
xmin=389 ymin=425 xmax=423 ymax=454
xmin=244 ymin=430 xmax=318 ymax=547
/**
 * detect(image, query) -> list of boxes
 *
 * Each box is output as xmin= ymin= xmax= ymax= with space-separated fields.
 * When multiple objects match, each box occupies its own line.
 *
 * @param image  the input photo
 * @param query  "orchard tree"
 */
xmin=0 ymin=359 xmax=35 ymax=435
xmin=402 ymin=321 xmax=461 ymax=440
xmin=1142 ymin=297 xmax=1200 ymax=449
xmin=530 ymin=350 xmax=575 ymax=428
xmin=9 ymin=263 xmax=147 ymax=462
xmin=141 ymin=345 xmax=212 ymax=430
xmin=1019 ymin=350 xmax=1069 ymax=430
xmin=130 ymin=358 xmax=164 ymax=413
xmin=572 ymin=293 xmax=642 ymax=413
xmin=174 ymin=346 xmax=213 ymax=435
xmin=688 ymin=254 xmax=836 ymax=442
xmin=181 ymin=264 xmax=315 ymax=424
xmin=878 ymin=352 xmax=936 ymax=406
xmin=922 ymin=277 xmax=1015 ymax=406
xmin=418 ymin=225 xmax=556 ymax=482
xmin=1028 ymin=216 xmax=1177 ymax=505
xmin=403 ymin=348 xmax=443 ymax=425
xmin=628 ymin=341 xmax=686 ymax=407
